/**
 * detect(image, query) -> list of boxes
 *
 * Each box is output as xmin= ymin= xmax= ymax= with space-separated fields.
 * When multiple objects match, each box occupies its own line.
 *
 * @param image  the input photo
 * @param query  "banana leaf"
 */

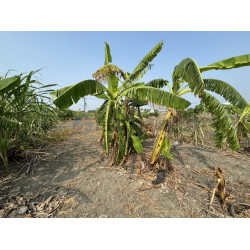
xmin=204 ymin=79 xmax=248 ymax=110
xmin=123 ymin=41 xmax=163 ymax=85
xmin=238 ymin=103 xmax=250 ymax=123
xmin=131 ymin=135 xmax=143 ymax=153
xmin=172 ymin=58 xmax=204 ymax=96
xmin=53 ymin=80 xmax=107 ymax=109
xmin=119 ymin=86 xmax=191 ymax=110
xmin=200 ymin=54 xmax=250 ymax=72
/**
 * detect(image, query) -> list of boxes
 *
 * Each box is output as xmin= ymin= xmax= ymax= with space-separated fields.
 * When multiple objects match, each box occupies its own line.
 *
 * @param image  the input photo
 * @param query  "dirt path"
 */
xmin=1 ymin=120 xmax=250 ymax=218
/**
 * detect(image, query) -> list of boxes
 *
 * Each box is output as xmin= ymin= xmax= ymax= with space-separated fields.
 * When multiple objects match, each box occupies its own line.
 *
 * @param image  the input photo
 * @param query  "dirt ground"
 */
xmin=1 ymin=118 xmax=250 ymax=218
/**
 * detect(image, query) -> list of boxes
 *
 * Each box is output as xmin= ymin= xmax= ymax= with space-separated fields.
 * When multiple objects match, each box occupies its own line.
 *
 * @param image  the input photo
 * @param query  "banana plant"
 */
xmin=232 ymin=103 xmax=250 ymax=145
xmin=150 ymin=54 xmax=250 ymax=165
xmin=51 ymin=41 xmax=191 ymax=163
xmin=172 ymin=54 xmax=250 ymax=150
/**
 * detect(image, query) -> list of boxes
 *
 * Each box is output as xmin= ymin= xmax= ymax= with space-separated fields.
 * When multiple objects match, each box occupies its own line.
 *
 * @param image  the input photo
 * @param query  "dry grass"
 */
xmin=237 ymin=209 xmax=250 ymax=218
xmin=34 ymin=128 xmax=75 ymax=145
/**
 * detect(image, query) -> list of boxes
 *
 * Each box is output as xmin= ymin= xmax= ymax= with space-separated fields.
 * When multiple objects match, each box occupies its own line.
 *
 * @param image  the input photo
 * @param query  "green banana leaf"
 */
xmin=238 ymin=103 xmax=250 ymax=123
xmin=172 ymin=58 xmax=204 ymax=96
xmin=104 ymin=42 xmax=112 ymax=65
xmin=201 ymin=92 xmax=240 ymax=150
xmin=119 ymin=86 xmax=191 ymax=110
xmin=50 ymin=85 xmax=73 ymax=98
xmin=200 ymin=54 xmax=250 ymax=72
xmin=108 ymin=74 xmax=119 ymax=98
xmin=0 ymin=138 xmax=10 ymax=150
xmin=145 ymin=79 xmax=169 ymax=89
xmin=53 ymin=80 xmax=107 ymax=109
xmin=204 ymin=79 xmax=248 ymax=110
xmin=123 ymin=41 xmax=164 ymax=85
xmin=131 ymin=135 xmax=143 ymax=153
xmin=161 ymin=137 xmax=174 ymax=159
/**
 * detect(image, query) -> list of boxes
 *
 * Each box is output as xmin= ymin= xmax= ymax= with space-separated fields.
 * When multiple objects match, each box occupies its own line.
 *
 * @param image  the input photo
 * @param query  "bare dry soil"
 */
xmin=1 ymin=119 xmax=250 ymax=218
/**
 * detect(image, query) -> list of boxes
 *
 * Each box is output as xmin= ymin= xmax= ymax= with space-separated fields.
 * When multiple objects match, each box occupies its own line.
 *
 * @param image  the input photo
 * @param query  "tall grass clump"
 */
xmin=0 ymin=70 xmax=60 ymax=172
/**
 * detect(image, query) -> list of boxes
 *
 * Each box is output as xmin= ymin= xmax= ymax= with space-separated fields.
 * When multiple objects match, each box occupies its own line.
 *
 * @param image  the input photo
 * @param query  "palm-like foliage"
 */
xmin=203 ymin=79 xmax=248 ymax=110
xmin=200 ymin=54 xmax=250 ymax=72
xmin=201 ymin=92 xmax=239 ymax=149
xmin=51 ymin=41 xmax=191 ymax=163
xmin=238 ymin=103 xmax=250 ymax=123
xmin=171 ymin=54 xmax=250 ymax=150
xmin=118 ymin=85 xmax=189 ymax=109
xmin=123 ymin=41 xmax=163 ymax=86
xmin=172 ymin=58 xmax=204 ymax=96
xmin=53 ymin=80 xmax=107 ymax=109
xmin=150 ymin=54 xmax=250 ymax=165
xmin=229 ymin=103 xmax=250 ymax=146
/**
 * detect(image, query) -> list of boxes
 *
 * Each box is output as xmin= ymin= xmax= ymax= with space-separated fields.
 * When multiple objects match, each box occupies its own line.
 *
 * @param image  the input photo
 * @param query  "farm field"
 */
xmin=1 ymin=37 xmax=250 ymax=219
xmin=2 ymin=8 xmax=250 ymax=250
xmin=1 ymin=116 xmax=249 ymax=218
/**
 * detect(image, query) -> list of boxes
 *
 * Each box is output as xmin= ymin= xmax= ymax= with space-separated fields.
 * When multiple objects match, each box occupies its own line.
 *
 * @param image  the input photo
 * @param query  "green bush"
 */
xmin=153 ymin=110 xmax=159 ymax=117
xmin=142 ymin=110 xmax=150 ymax=118
xmin=57 ymin=109 xmax=75 ymax=120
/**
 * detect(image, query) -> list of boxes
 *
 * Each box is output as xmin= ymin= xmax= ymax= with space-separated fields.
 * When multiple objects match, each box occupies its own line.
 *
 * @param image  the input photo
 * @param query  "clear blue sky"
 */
xmin=0 ymin=31 xmax=249 ymax=110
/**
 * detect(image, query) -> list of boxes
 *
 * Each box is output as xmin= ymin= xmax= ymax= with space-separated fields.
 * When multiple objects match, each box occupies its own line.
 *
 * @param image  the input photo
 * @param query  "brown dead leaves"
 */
xmin=0 ymin=187 xmax=70 ymax=218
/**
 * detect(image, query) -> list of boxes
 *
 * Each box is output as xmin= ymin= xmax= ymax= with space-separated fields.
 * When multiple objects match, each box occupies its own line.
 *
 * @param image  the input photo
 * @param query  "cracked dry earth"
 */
xmin=1 ymin=119 xmax=250 ymax=218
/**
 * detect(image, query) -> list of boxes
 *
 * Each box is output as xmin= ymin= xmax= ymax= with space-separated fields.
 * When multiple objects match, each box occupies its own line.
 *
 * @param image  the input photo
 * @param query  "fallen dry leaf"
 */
xmin=185 ymin=165 xmax=191 ymax=171
xmin=25 ymin=214 xmax=33 ymax=218
xmin=145 ymin=176 xmax=156 ymax=181
xmin=135 ymin=168 xmax=141 ymax=175
xmin=0 ymin=209 xmax=4 ymax=218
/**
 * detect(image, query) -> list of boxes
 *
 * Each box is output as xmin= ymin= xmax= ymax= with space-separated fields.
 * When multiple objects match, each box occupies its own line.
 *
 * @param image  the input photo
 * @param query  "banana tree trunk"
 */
xmin=124 ymin=97 xmax=129 ymax=139
xmin=137 ymin=107 xmax=146 ymax=128
xmin=149 ymin=110 xmax=172 ymax=164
